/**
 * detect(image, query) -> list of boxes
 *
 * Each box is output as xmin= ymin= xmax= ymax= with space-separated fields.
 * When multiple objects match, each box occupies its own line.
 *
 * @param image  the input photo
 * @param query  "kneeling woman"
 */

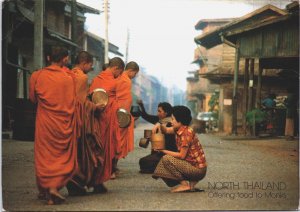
xmin=152 ymin=106 xmax=207 ymax=192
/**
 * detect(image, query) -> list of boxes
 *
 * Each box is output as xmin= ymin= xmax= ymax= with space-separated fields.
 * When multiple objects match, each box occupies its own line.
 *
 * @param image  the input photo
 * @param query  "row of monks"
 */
xmin=29 ymin=46 xmax=139 ymax=205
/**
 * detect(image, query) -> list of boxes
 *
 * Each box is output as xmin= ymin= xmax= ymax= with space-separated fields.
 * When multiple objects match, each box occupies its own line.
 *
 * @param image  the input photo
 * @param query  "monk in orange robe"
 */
xmin=73 ymin=51 xmax=93 ymax=102
xmin=29 ymin=46 xmax=78 ymax=205
xmin=115 ymin=61 xmax=139 ymax=161
xmin=89 ymin=57 xmax=125 ymax=191
xmin=67 ymin=51 xmax=105 ymax=196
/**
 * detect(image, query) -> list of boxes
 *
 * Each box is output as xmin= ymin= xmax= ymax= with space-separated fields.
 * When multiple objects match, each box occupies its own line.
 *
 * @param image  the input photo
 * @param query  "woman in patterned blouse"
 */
xmin=152 ymin=106 xmax=207 ymax=192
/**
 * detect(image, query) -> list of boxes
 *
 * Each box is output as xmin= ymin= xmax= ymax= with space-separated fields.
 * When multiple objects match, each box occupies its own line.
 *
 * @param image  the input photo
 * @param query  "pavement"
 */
xmin=1 ymin=123 xmax=299 ymax=211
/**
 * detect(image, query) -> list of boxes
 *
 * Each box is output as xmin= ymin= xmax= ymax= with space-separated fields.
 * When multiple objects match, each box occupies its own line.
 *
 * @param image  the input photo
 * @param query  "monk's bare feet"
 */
xmin=171 ymin=185 xmax=191 ymax=193
xmin=48 ymin=188 xmax=65 ymax=205
xmin=115 ymin=167 xmax=121 ymax=175
xmin=189 ymin=181 xmax=198 ymax=191
xmin=93 ymin=184 xmax=108 ymax=194
xmin=66 ymin=180 xmax=87 ymax=196
xmin=181 ymin=181 xmax=189 ymax=186
xmin=110 ymin=173 xmax=116 ymax=180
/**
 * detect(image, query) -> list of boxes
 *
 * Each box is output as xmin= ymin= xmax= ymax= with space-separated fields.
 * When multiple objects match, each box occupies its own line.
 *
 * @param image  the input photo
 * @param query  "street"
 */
xmin=1 ymin=123 xmax=299 ymax=211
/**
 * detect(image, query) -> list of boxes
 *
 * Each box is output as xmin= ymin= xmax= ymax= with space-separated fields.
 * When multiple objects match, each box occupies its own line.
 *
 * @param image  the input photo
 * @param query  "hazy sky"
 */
xmin=77 ymin=0 xmax=287 ymax=90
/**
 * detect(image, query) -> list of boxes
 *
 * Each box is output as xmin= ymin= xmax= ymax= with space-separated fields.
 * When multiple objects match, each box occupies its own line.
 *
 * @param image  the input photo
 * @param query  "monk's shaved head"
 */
xmin=46 ymin=46 xmax=69 ymax=63
xmin=108 ymin=57 xmax=125 ymax=70
xmin=75 ymin=51 xmax=93 ymax=65
xmin=125 ymin=61 xmax=139 ymax=72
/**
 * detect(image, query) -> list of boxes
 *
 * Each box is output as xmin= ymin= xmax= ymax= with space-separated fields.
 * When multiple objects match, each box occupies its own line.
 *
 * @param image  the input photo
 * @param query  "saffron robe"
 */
xmin=89 ymin=70 xmax=119 ymax=184
xmin=73 ymin=67 xmax=89 ymax=103
xmin=116 ymin=73 xmax=134 ymax=159
xmin=72 ymin=67 xmax=103 ymax=187
xmin=29 ymin=65 xmax=78 ymax=190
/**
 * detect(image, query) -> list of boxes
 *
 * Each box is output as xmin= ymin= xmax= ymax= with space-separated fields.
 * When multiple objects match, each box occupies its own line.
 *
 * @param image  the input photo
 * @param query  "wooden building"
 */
xmin=190 ymin=18 xmax=236 ymax=131
xmin=1 ymin=0 xmax=100 ymax=139
xmin=194 ymin=2 xmax=299 ymax=135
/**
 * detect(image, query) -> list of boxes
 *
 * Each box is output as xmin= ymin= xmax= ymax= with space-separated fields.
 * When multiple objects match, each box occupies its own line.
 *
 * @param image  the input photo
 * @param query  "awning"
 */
xmin=16 ymin=1 xmax=100 ymax=24
xmin=195 ymin=18 xmax=237 ymax=30
xmin=16 ymin=2 xmax=78 ymax=48
xmin=58 ymin=0 xmax=100 ymax=15
xmin=186 ymin=77 xmax=199 ymax=82
xmin=16 ymin=1 xmax=34 ymax=22
xmin=198 ymin=67 xmax=233 ymax=84
xmin=46 ymin=29 xmax=78 ymax=48
xmin=76 ymin=1 xmax=101 ymax=14
xmin=191 ymin=57 xmax=206 ymax=65
xmin=85 ymin=31 xmax=124 ymax=56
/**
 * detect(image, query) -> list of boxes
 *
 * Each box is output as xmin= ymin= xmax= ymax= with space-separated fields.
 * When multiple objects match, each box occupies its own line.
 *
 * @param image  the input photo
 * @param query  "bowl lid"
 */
xmin=92 ymin=88 xmax=108 ymax=106
xmin=117 ymin=108 xmax=131 ymax=128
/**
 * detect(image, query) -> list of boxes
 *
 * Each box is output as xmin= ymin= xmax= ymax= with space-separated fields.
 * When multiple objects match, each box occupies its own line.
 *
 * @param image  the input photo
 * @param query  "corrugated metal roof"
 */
xmin=76 ymin=1 xmax=101 ymax=14
xmin=85 ymin=31 xmax=123 ymax=56
xmin=194 ymin=4 xmax=287 ymax=49
xmin=47 ymin=29 xmax=78 ymax=47
xmin=224 ymin=13 xmax=294 ymax=37
xmin=58 ymin=0 xmax=101 ymax=14
xmin=16 ymin=0 xmax=100 ymax=23
xmin=194 ymin=18 xmax=237 ymax=30
xmin=228 ymin=13 xmax=299 ymax=58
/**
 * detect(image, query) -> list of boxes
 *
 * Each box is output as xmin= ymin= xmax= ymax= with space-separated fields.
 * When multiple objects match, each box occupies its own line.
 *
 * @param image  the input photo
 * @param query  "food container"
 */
xmin=143 ymin=129 xmax=152 ymax=139
xmin=117 ymin=108 xmax=131 ymax=128
xmin=139 ymin=138 xmax=150 ymax=148
xmin=150 ymin=133 xmax=165 ymax=150
xmin=91 ymin=88 xmax=108 ymax=106
xmin=130 ymin=105 xmax=141 ymax=117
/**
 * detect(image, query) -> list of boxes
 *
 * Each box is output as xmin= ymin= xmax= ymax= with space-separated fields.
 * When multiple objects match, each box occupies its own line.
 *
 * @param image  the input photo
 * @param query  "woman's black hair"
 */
xmin=172 ymin=106 xmax=192 ymax=126
xmin=158 ymin=102 xmax=173 ymax=117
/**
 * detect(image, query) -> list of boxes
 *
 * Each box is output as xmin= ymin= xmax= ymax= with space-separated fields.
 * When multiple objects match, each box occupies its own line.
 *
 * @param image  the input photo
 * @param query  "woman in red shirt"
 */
xmin=152 ymin=106 xmax=207 ymax=192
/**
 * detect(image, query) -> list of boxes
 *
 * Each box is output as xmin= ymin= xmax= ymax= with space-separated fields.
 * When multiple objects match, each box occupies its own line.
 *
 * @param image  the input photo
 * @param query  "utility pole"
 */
xmin=125 ymin=28 xmax=130 ymax=64
xmin=104 ymin=0 xmax=109 ymax=63
xmin=33 ymin=0 xmax=44 ymax=71
xmin=232 ymin=42 xmax=240 ymax=135
xmin=71 ymin=0 xmax=77 ymax=64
